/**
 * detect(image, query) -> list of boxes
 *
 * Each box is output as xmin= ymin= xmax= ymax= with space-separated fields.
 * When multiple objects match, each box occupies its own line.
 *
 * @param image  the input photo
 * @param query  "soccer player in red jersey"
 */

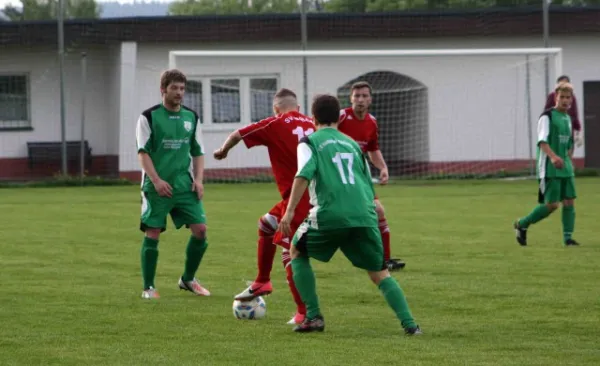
xmin=338 ymin=81 xmax=405 ymax=271
xmin=213 ymin=88 xmax=314 ymax=325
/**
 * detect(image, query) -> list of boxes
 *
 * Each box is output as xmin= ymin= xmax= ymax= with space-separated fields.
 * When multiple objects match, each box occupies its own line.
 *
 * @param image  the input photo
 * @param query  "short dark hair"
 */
xmin=311 ymin=94 xmax=340 ymax=125
xmin=350 ymin=81 xmax=372 ymax=95
xmin=161 ymin=69 xmax=187 ymax=90
xmin=556 ymin=75 xmax=570 ymax=83
xmin=274 ymin=88 xmax=297 ymax=99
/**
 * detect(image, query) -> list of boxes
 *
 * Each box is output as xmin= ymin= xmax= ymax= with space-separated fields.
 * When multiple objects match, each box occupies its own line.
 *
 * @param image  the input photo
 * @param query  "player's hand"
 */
xmin=574 ymin=131 xmax=583 ymax=147
xmin=551 ymin=156 xmax=564 ymax=169
xmin=192 ymin=181 xmax=204 ymax=200
xmin=278 ymin=211 xmax=294 ymax=237
xmin=379 ymin=167 xmax=389 ymax=185
xmin=213 ymin=148 xmax=228 ymax=160
xmin=153 ymin=178 xmax=173 ymax=197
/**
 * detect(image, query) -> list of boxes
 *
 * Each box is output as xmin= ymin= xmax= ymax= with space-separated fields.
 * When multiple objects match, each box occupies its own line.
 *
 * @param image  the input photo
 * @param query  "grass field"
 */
xmin=1 ymin=178 xmax=599 ymax=365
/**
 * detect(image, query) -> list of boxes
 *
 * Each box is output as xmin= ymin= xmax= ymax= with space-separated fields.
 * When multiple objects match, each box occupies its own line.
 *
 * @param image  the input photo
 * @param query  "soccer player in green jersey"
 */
xmin=514 ymin=82 xmax=580 ymax=247
xmin=278 ymin=94 xmax=421 ymax=335
xmin=135 ymin=69 xmax=211 ymax=299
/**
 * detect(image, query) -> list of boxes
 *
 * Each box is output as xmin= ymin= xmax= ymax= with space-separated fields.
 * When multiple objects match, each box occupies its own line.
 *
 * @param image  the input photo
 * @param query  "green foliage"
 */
xmin=168 ymin=0 xmax=299 ymax=16
xmin=2 ymin=0 xmax=100 ymax=21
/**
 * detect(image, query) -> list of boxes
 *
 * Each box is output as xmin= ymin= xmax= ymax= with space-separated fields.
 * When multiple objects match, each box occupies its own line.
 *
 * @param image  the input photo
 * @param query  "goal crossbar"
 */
xmin=169 ymin=48 xmax=563 ymax=78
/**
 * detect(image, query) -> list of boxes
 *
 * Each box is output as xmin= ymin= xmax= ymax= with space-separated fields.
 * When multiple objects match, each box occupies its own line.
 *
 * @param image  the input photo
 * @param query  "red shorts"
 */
xmin=271 ymin=194 xmax=311 ymax=249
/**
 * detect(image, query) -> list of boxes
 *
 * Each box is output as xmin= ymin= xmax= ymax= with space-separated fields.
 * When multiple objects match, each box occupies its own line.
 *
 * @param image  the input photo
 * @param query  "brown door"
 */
xmin=583 ymin=81 xmax=600 ymax=168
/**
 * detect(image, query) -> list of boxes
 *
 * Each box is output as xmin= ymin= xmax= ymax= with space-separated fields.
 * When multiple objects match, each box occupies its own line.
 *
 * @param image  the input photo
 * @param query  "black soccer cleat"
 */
xmin=405 ymin=325 xmax=423 ymax=336
xmin=514 ymin=220 xmax=527 ymax=246
xmin=565 ymin=239 xmax=580 ymax=246
xmin=386 ymin=258 xmax=406 ymax=271
xmin=293 ymin=315 xmax=325 ymax=333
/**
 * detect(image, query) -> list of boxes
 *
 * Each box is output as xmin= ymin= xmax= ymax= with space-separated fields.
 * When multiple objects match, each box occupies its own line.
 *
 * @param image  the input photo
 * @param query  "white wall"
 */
xmin=123 ymin=35 xmax=595 ymax=172
xmin=0 ymin=45 xmax=114 ymax=159
xmin=1 ymin=34 xmax=596 ymax=173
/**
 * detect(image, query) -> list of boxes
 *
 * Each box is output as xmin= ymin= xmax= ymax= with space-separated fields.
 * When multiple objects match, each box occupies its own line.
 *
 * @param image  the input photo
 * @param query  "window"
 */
xmin=250 ymin=78 xmax=277 ymax=122
xmin=211 ymin=79 xmax=240 ymax=123
xmin=183 ymin=80 xmax=203 ymax=123
xmin=0 ymin=74 xmax=30 ymax=129
xmin=189 ymin=74 xmax=279 ymax=127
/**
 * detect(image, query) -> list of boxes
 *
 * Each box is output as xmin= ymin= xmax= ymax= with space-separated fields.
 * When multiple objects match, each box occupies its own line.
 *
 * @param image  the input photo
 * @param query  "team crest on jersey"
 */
xmin=183 ymin=121 xmax=192 ymax=131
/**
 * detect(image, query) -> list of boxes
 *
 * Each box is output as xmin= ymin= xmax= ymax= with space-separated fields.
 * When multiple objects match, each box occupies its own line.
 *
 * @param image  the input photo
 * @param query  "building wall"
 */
xmin=1 ymin=34 xmax=597 ymax=179
xmin=0 ymin=45 xmax=118 ymax=178
xmin=122 ymin=35 xmax=595 ymax=175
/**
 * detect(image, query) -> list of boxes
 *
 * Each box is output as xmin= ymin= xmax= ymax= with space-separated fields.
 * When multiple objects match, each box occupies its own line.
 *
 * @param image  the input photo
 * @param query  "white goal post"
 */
xmin=168 ymin=48 xmax=563 ymax=182
xmin=169 ymin=48 xmax=562 ymax=72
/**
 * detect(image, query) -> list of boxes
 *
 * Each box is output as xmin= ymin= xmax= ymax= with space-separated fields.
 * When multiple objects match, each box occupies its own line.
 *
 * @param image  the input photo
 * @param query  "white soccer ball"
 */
xmin=232 ymin=296 xmax=267 ymax=320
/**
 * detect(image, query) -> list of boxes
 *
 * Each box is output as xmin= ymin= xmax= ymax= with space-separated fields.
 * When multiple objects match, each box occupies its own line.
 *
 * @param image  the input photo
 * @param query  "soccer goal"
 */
xmin=169 ymin=48 xmax=562 ymax=182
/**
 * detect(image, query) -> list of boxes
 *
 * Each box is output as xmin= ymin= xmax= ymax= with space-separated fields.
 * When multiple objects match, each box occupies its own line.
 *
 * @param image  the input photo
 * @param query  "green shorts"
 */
xmin=140 ymin=191 xmax=206 ymax=232
xmin=291 ymin=223 xmax=384 ymax=272
xmin=538 ymin=177 xmax=577 ymax=204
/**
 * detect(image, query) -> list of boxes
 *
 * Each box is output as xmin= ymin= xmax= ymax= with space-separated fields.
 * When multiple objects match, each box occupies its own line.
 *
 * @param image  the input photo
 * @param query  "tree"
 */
xmin=2 ymin=0 xmax=100 ymax=21
xmin=168 ymin=0 xmax=299 ymax=16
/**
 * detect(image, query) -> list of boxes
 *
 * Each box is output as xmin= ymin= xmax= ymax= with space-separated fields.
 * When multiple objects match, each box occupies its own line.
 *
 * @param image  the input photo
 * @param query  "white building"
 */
xmin=0 ymin=7 xmax=599 ymax=181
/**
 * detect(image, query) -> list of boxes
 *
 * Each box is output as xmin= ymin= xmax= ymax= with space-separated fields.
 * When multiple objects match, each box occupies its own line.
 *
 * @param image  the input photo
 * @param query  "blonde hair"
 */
xmin=555 ymin=81 xmax=573 ymax=95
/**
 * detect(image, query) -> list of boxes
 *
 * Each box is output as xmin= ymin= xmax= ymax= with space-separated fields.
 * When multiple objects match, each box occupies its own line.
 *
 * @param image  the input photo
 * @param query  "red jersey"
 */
xmin=238 ymin=111 xmax=315 ymax=199
xmin=338 ymin=107 xmax=379 ymax=153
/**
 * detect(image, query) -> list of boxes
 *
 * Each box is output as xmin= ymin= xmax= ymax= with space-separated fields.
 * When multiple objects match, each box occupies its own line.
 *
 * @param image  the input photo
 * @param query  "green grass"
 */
xmin=1 ymin=179 xmax=599 ymax=365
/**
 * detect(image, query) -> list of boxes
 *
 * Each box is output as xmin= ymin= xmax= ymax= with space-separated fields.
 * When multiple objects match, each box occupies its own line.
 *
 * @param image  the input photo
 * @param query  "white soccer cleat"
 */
xmin=178 ymin=277 xmax=211 ymax=296
xmin=142 ymin=287 xmax=160 ymax=299
xmin=234 ymin=281 xmax=273 ymax=301
xmin=287 ymin=312 xmax=306 ymax=325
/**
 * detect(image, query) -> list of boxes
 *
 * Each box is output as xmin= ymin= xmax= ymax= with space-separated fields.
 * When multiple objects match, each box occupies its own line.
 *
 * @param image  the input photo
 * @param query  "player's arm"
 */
xmin=365 ymin=122 xmax=389 ymax=184
xmin=537 ymin=115 xmax=564 ymax=169
xmin=213 ymin=130 xmax=242 ymax=160
xmin=361 ymin=154 xmax=377 ymax=198
xmin=280 ymin=140 xmax=316 ymax=237
xmin=214 ymin=118 xmax=273 ymax=160
xmin=190 ymin=119 xmax=205 ymax=198
xmin=136 ymin=114 xmax=172 ymax=197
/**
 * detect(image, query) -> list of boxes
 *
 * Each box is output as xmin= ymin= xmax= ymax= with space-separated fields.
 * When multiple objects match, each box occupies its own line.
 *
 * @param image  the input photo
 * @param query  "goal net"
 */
xmin=169 ymin=48 xmax=562 ymax=182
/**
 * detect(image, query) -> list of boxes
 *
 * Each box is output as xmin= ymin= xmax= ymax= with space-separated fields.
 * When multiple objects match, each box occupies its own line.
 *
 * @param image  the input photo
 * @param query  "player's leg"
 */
xmin=171 ymin=192 xmax=210 ymax=296
xmin=561 ymin=177 xmax=579 ymax=246
xmin=290 ymin=224 xmax=340 ymax=333
xmin=281 ymin=246 xmax=307 ymax=325
xmin=375 ymin=198 xmax=404 ymax=271
xmin=277 ymin=198 xmax=311 ymax=324
xmin=139 ymin=191 xmax=172 ymax=299
xmin=233 ymin=208 xmax=280 ymax=301
xmin=341 ymin=227 xmax=421 ymax=335
xmin=514 ymin=179 xmax=560 ymax=246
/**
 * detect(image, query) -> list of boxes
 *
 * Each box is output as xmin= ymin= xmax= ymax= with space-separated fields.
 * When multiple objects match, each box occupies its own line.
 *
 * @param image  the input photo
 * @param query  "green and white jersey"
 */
xmin=136 ymin=103 xmax=204 ymax=194
xmin=537 ymin=108 xmax=574 ymax=179
xmin=296 ymin=127 xmax=378 ymax=230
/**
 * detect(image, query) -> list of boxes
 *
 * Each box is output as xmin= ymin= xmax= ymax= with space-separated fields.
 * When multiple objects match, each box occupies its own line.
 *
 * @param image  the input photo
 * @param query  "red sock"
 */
xmin=283 ymin=251 xmax=306 ymax=315
xmin=255 ymin=235 xmax=276 ymax=283
xmin=379 ymin=218 xmax=391 ymax=261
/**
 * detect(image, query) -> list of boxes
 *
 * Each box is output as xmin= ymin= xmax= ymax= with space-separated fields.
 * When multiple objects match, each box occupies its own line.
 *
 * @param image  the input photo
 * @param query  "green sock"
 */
xmin=141 ymin=237 xmax=159 ymax=289
xmin=378 ymin=277 xmax=417 ymax=329
xmin=518 ymin=204 xmax=551 ymax=229
xmin=182 ymin=236 xmax=208 ymax=282
xmin=291 ymin=256 xmax=321 ymax=319
xmin=562 ymin=205 xmax=575 ymax=243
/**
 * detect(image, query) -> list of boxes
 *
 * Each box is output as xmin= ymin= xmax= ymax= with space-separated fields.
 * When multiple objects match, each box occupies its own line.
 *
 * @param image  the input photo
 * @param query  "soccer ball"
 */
xmin=232 ymin=296 xmax=267 ymax=320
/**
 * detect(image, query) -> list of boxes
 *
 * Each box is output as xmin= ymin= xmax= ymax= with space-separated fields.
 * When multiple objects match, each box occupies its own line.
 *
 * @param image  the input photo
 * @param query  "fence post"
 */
xmin=80 ymin=52 xmax=87 ymax=183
